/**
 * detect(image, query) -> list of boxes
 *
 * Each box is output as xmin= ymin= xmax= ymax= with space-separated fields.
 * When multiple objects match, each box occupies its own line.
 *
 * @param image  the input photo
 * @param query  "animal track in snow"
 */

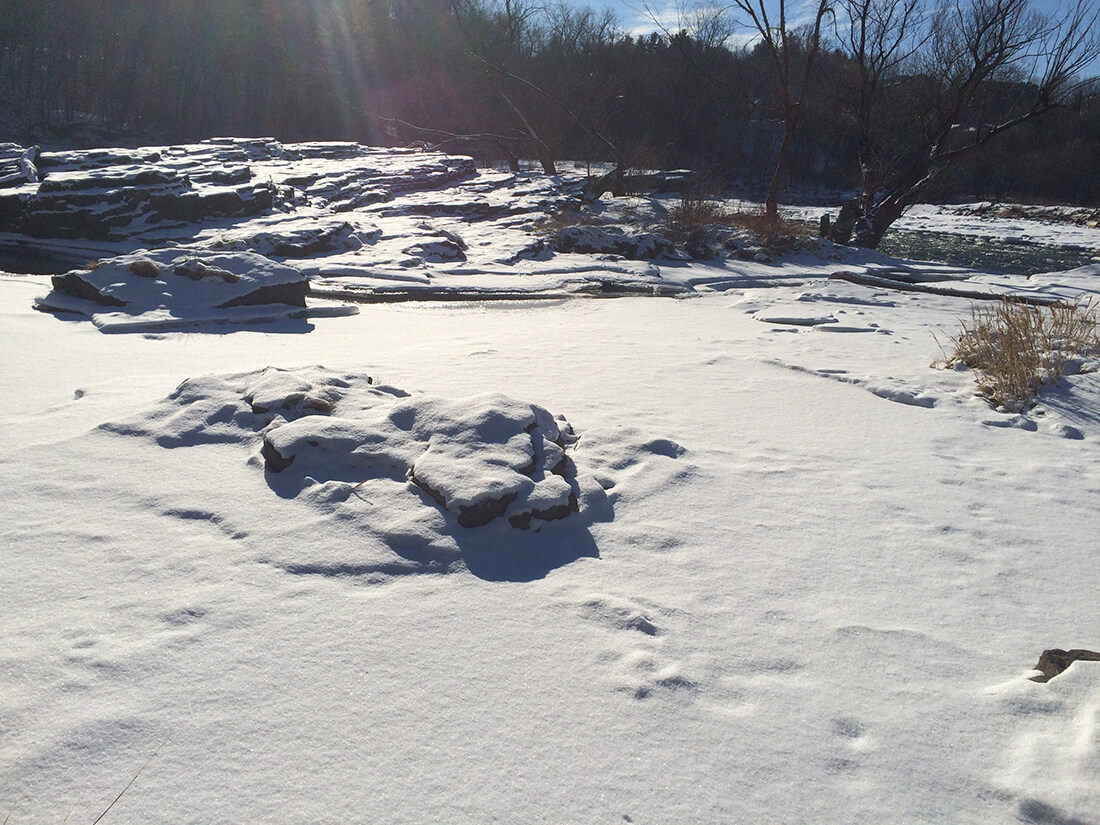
xmin=613 ymin=650 xmax=697 ymax=700
xmin=573 ymin=593 xmax=696 ymax=700
xmin=160 ymin=507 xmax=249 ymax=540
xmin=575 ymin=427 xmax=692 ymax=506
xmin=578 ymin=594 xmax=664 ymax=636
xmin=161 ymin=606 xmax=208 ymax=627
xmin=831 ymin=716 xmax=867 ymax=739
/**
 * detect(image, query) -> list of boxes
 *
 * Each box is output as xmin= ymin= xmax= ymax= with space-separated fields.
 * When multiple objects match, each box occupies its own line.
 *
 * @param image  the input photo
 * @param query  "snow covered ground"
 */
xmin=2 ymin=149 xmax=1098 ymax=823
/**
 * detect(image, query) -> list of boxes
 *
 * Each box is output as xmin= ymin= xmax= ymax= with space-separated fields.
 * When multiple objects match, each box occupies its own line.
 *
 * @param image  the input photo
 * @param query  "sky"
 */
xmin=572 ymin=0 xmax=1100 ymax=78
xmin=579 ymin=0 xmax=809 ymax=39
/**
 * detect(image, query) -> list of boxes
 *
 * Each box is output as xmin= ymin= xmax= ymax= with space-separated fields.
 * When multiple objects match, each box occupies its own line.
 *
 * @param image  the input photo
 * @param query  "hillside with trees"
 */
xmin=1 ymin=0 xmax=1098 ymax=222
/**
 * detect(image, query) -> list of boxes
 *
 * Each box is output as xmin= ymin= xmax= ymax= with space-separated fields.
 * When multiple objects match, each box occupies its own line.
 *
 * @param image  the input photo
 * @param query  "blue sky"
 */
xmin=566 ymin=1 xmax=1100 ymax=78
xmin=568 ymin=1 xmax=792 ymax=38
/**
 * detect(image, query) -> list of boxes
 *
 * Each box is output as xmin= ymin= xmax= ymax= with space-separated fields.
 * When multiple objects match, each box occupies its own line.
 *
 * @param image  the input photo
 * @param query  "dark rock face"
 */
xmin=217 ymin=280 xmax=309 ymax=309
xmin=454 ymin=492 xmax=518 ymax=528
xmin=1029 ymin=648 xmax=1100 ymax=682
xmin=50 ymin=271 xmax=128 ymax=306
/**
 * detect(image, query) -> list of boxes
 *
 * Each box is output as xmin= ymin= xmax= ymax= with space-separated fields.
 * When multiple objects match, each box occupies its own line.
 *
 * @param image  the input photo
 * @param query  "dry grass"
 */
xmin=939 ymin=299 xmax=1100 ymax=411
xmin=666 ymin=199 xmax=804 ymax=250
xmin=725 ymin=207 xmax=803 ymax=242
xmin=666 ymin=197 xmax=734 ymax=231
xmin=534 ymin=208 xmax=585 ymax=233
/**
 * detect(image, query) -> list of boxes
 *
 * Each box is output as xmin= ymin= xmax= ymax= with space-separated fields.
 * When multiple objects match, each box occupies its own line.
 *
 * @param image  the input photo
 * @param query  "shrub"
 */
xmin=939 ymin=298 xmax=1100 ymax=411
xmin=725 ymin=207 xmax=802 ymax=243
xmin=665 ymin=199 xmax=806 ymax=253
xmin=666 ymin=197 xmax=734 ymax=232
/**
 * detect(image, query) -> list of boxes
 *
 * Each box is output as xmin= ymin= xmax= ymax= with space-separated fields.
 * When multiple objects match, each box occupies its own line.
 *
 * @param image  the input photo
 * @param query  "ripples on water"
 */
xmin=877 ymin=229 xmax=1099 ymax=277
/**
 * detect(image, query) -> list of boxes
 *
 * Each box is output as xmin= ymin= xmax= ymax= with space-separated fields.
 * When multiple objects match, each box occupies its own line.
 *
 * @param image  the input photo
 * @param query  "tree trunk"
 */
xmin=853 ymin=199 xmax=905 ymax=248
xmin=829 ymin=196 xmax=907 ymax=249
xmin=764 ymin=124 xmax=794 ymax=219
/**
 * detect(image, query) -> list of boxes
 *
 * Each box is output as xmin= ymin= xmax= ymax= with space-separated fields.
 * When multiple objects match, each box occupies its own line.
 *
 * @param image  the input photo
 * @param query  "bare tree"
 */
xmin=635 ymin=0 xmax=830 ymax=215
xmin=450 ymin=0 xmax=560 ymax=173
xmin=832 ymin=0 xmax=1100 ymax=247
xmin=450 ymin=0 xmax=623 ymax=176
xmin=731 ymin=0 xmax=833 ymax=217
xmin=828 ymin=0 xmax=928 ymax=241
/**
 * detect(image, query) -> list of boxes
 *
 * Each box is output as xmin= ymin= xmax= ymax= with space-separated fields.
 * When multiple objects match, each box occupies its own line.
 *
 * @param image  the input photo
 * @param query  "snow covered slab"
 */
xmin=8 ymin=138 xmax=1032 ymax=305
xmin=99 ymin=366 xmax=612 ymax=578
xmin=33 ymin=249 xmax=357 ymax=331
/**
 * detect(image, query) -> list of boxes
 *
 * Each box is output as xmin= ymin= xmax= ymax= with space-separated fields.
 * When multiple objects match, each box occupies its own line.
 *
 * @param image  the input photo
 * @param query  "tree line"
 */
xmin=1 ymin=0 xmax=1098 ymax=233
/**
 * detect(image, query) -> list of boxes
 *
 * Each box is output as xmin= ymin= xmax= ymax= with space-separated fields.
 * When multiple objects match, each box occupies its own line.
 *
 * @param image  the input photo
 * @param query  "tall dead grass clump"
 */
xmin=666 ymin=197 xmax=734 ymax=232
xmin=666 ymin=199 xmax=804 ymax=251
xmin=729 ymin=207 xmax=804 ymax=251
xmin=940 ymin=299 xmax=1100 ymax=411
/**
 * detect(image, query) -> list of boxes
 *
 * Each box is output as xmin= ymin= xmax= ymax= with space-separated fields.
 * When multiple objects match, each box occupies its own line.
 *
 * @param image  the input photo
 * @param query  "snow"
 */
xmin=2 ymin=155 xmax=1099 ymax=823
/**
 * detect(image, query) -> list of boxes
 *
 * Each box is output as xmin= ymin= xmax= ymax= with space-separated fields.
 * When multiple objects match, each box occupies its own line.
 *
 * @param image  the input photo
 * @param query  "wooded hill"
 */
xmin=1 ymin=0 xmax=1097 ymax=206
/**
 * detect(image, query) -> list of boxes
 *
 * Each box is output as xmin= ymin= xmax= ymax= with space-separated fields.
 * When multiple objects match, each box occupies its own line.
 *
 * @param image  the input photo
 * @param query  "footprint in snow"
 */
xmin=572 ymin=593 xmax=696 ymax=700
xmin=613 ymin=650 xmax=698 ymax=700
xmin=824 ymin=716 xmax=873 ymax=774
xmin=577 ymin=594 xmax=664 ymax=636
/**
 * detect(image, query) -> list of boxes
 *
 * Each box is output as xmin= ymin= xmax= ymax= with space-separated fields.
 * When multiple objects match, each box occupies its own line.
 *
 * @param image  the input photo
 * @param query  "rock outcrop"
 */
xmin=35 ymin=249 xmax=317 ymax=330
xmin=1029 ymin=648 xmax=1100 ymax=683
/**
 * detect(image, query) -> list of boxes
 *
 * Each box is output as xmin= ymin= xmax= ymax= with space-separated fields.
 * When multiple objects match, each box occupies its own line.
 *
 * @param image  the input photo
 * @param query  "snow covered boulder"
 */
xmin=104 ymin=366 xmax=598 ymax=533
xmin=208 ymin=220 xmax=371 ymax=258
xmin=402 ymin=238 xmax=467 ymax=264
xmin=0 ymin=144 xmax=40 ymax=186
xmin=6 ymin=145 xmax=275 ymax=240
xmin=554 ymin=225 xmax=681 ymax=260
xmin=99 ymin=366 xmax=610 ymax=579
xmin=33 ymin=249 xmax=347 ymax=332
xmin=259 ymin=379 xmax=583 ymax=529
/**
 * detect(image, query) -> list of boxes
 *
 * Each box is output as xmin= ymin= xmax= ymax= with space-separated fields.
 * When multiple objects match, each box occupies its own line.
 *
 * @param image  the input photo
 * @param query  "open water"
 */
xmin=877 ymin=229 xmax=1099 ymax=276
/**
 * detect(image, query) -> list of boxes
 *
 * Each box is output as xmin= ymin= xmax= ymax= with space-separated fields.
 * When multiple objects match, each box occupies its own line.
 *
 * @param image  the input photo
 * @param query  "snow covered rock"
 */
xmin=402 ymin=238 xmax=467 ymax=264
xmin=554 ymin=225 xmax=681 ymax=260
xmin=208 ymin=220 xmax=369 ymax=258
xmin=260 ymin=379 xmax=582 ymax=529
xmin=32 ymin=249 xmax=347 ymax=332
xmin=1 ymin=139 xmax=720 ymax=301
xmin=1029 ymin=648 xmax=1100 ymax=683
xmin=0 ymin=144 xmax=40 ymax=186
xmin=5 ymin=149 xmax=274 ymax=240
xmin=0 ymin=139 xmax=474 ymax=244
xmin=105 ymin=366 xmax=596 ymax=533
